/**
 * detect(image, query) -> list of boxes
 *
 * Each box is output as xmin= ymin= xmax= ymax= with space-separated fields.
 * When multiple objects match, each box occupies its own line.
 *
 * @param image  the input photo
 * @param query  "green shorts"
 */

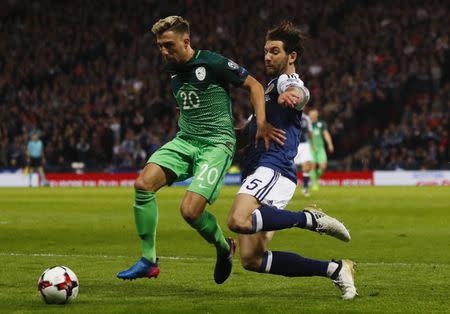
xmin=148 ymin=136 xmax=233 ymax=204
xmin=312 ymin=147 xmax=327 ymax=164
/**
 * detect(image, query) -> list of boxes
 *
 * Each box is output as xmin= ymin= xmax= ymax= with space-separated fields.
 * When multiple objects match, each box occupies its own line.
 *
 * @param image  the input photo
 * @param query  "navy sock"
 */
xmin=252 ymin=204 xmax=306 ymax=232
xmin=258 ymin=251 xmax=328 ymax=277
xmin=302 ymin=173 xmax=310 ymax=190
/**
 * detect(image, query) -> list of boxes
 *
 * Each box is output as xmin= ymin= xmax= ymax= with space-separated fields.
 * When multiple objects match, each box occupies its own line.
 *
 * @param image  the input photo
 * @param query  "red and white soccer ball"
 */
xmin=38 ymin=266 xmax=79 ymax=304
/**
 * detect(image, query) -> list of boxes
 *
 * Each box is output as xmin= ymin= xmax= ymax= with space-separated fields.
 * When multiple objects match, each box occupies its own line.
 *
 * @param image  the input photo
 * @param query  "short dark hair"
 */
xmin=151 ymin=16 xmax=190 ymax=37
xmin=266 ymin=21 xmax=305 ymax=57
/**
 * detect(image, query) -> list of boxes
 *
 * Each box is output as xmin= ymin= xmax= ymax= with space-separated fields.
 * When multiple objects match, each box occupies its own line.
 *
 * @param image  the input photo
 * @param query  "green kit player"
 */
xmin=117 ymin=16 xmax=285 ymax=283
xmin=309 ymin=109 xmax=334 ymax=190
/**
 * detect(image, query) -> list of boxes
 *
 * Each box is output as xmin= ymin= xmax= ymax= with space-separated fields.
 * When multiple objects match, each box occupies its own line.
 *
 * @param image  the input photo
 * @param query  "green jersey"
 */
xmin=168 ymin=50 xmax=249 ymax=155
xmin=312 ymin=120 xmax=327 ymax=150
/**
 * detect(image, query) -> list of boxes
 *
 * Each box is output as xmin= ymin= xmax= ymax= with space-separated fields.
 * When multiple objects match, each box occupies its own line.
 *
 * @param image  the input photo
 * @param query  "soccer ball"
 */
xmin=38 ymin=266 xmax=79 ymax=304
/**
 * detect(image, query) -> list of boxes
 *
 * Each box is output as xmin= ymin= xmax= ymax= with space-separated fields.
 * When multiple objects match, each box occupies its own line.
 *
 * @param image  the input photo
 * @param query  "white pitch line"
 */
xmin=0 ymin=252 xmax=448 ymax=267
xmin=359 ymin=262 xmax=449 ymax=267
xmin=0 ymin=252 xmax=201 ymax=261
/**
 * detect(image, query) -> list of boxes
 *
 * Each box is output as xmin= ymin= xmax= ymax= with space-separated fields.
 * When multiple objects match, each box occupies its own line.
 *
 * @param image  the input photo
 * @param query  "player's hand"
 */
xmin=278 ymin=90 xmax=300 ymax=108
xmin=256 ymin=121 xmax=286 ymax=151
xmin=328 ymin=144 xmax=334 ymax=154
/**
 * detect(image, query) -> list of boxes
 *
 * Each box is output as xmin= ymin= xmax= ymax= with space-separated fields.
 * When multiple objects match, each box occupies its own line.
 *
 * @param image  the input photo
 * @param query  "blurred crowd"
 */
xmin=0 ymin=0 xmax=448 ymax=171
xmin=343 ymin=95 xmax=448 ymax=170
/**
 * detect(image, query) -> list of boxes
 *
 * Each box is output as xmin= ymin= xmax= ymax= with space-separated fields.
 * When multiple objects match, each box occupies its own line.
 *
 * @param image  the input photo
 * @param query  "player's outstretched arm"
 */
xmin=278 ymin=86 xmax=310 ymax=111
xmin=323 ymin=129 xmax=334 ymax=153
xmin=242 ymin=75 xmax=286 ymax=150
xmin=242 ymin=75 xmax=266 ymax=126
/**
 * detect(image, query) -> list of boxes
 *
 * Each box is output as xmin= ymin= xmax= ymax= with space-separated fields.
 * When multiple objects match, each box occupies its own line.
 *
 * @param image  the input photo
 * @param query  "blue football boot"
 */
xmin=117 ymin=257 xmax=160 ymax=280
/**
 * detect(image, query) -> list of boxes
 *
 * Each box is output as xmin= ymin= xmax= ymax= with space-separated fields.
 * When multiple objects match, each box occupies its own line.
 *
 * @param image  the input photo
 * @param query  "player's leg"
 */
xmin=296 ymin=142 xmax=312 ymax=196
xmin=240 ymin=232 xmax=357 ymax=299
xmin=28 ymin=166 xmax=35 ymax=187
xmin=117 ymin=163 xmax=170 ymax=280
xmin=134 ymin=163 xmax=170 ymax=261
xmin=180 ymin=191 xmax=236 ymax=284
xmin=301 ymin=161 xmax=312 ymax=196
xmin=27 ymin=158 xmax=36 ymax=187
xmin=310 ymin=149 xmax=319 ymax=190
xmin=182 ymin=144 xmax=236 ymax=284
xmin=239 ymin=231 xmax=273 ymax=271
xmin=184 ymin=145 xmax=232 ymax=255
xmin=315 ymin=149 xmax=328 ymax=187
xmin=38 ymin=165 xmax=48 ymax=186
xmin=228 ymin=170 xmax=309 ymax=277
xmin=118 ymin=138 xmax=192 ymax=280
xmin=228 ymin=167 xmax=350 ymax=241
xmin=241 ymin=231 xmax=330 ymax=277
xmin=180 ymin=191 xmax=231 ymax=256
xmin=236 ymin=187 xmax=357 ymax=299
xmin=228 ymin=178 xmax=316 ymax=236
xmin=318 ymin=161 xmax=327 ymax=179
xmin=227 ymin=168 xmax=310 ymax=235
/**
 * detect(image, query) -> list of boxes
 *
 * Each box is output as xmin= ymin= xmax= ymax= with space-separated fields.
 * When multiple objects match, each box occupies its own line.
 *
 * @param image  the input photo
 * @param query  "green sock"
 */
xmin=190 ymin=210 xmax=230 ymax=255
xmin=134 ymin=190 xmax=158 ymax=262
xmin=317 ymin=168 xmax=324 ymax=179
xmin=310 ymin=169 xmax=317 ymax=185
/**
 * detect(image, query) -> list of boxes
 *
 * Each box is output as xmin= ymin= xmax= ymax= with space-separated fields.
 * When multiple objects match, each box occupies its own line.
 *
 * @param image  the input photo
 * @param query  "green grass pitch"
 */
xmin=0 ymin=186 xmax=449 ymax=313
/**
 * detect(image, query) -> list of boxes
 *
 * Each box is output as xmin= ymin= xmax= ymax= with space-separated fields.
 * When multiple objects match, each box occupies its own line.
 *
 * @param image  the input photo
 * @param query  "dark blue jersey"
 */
xmin=242 ymin=74 xmax=308 ymax=184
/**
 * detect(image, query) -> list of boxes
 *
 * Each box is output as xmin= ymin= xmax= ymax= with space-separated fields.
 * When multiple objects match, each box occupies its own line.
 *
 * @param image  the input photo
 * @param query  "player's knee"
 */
xmin=180 ymin=203 xmax=201 ymax=223
xmin=134 ymin=176 xmax=155 ymax=192
xmin=227 ymin=211 xmax=252 ymax=233
xmin=240 ymin=255 xmax=261 ymax=272
xmin=227 ymin=215 xmax=240 ymax=232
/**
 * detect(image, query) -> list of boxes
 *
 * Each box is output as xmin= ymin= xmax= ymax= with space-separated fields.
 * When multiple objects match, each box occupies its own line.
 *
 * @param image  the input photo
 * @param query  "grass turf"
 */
xmin=0 ymin=186 xmax=449 ymax=313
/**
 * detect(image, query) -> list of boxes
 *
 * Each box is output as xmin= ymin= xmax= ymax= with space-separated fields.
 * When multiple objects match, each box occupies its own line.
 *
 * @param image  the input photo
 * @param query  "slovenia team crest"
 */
xmin=227 ymin=60 xmax=239 ymax=70
xmin=195 ymin=67 xmax=206 ymax=81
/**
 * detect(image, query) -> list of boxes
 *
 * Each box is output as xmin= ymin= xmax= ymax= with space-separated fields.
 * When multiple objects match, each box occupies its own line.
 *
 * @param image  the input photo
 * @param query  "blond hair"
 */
xmin=151 ymin=16 xmax=190 ymax=36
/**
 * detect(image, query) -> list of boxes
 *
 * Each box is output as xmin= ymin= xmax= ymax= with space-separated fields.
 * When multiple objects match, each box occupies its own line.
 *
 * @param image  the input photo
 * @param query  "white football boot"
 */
xmin=303 ymin=205 xmax=351 ymax=242
xmin=331 ymin=259 xmax=358 ymax=300
xmin=301 ymin=187 xmax=310 ymax=197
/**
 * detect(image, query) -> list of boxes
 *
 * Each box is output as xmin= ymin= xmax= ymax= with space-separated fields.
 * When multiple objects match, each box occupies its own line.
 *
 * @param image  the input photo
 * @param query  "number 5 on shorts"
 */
xmin=246 ymin=179 xmax=262 ymax=190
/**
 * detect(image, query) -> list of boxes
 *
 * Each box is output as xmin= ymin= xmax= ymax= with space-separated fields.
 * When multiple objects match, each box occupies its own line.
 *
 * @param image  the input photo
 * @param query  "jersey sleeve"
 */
xmin=276 ymin=73 xmax=305 ymax=93
xmin=277 ymin=73 xmax=310 ymax=110
xmin=209 ymin=53 xmax=249 ymax=87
